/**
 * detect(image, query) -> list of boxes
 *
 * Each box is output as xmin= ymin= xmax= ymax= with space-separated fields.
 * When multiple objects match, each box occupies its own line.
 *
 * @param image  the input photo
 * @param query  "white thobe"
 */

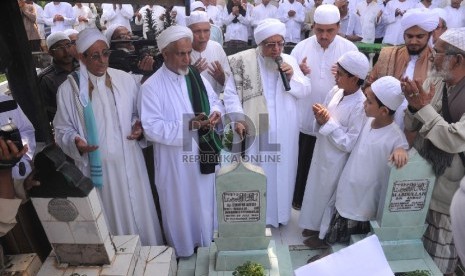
xmin=222 ymin=6 xmax=251 ymax=42
xmin=33 ymin=3 xmax=45 ymax=39
xmin=251 ymin=3 xmax=278 ymax=28
xmin=139 ymin=64 xmax=224 ymax=257
xmin=172 ymin=6 xmax=188 ymax=26
xmin=101 ymin=4 xmax=134 ymax=31
xmin=43 ymin=2 xmax=75 ymax=33
xmin=73 ymin=5 xmax=96 ymax=31
xmin=277 ymin=0 xmax=305 ymax=44
xmin=191 ymin=41 xmax=231 ymax=96
xmin=444 ymin=6 xmax=465 ymax=28
xmin=336 ymin=118 xmax=408 ymax=221
xmin=356 ymin=1 xmax=381 ymax=43
xmin=224 ymin=53 xmax=311 ymax=227
xmin=291 ymin=35 xmax=357 ymax=135
xmin=298 ymin=87 xmax=367 ymax=236
xmin=382 ymin=0 xmax=415 ymax=45
xmin=134 ymin=5 xmax=166 ymax=39
xmin=53 ymin=68 xmax=162 ymax=246
xmin=206 ymin=5 xmax=222 ymax=27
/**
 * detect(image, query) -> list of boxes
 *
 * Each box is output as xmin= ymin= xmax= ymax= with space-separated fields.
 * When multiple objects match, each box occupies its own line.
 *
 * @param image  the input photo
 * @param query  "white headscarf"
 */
xmin=156 ymin=25 xmax=193 ymax=52
xmin=253 ymin=18 xmax=286 ymax=45
xmin=337 ymin=51 xmax=370 ymax=80
xmin=440 ymin=27 xmax=465 ymax=52
xmin=186 ymin=11 xmax=210 ymax=26
xmin=401 ymin=8 xmax=439 ymax=33
xmin=76 ymin=28 xmax=109 ymax=107
xmin=371 ymin=76 xmax=404 ymax=111
xmin=104 ymin=24 xmax=126 ymax=44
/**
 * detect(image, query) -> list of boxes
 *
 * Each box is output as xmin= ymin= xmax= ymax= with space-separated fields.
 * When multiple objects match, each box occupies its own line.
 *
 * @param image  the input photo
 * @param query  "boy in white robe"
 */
xmin=299 ymin=51 xmax=369 ymax=248
xmin=326 ymin=76 xmax=409 ymax=245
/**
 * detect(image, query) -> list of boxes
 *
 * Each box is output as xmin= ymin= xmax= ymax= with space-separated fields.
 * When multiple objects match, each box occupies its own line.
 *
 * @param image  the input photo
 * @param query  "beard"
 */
xmin=428 ymin=58 xmax=450 ymax=80
xmin=407 ymin=43 xmax=428 ymax=56
xmin=177 ymin=68 xmax=189 ymax=76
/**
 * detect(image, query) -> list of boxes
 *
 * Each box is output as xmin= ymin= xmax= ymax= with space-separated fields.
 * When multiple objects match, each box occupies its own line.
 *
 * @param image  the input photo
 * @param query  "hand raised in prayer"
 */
xmin=400 ymin=77 xmax=434 ymax=111
xmin=288 ymin=10 xmax=296 ymax=17
xmin=127 ymin=120 xmax=143 ymax=140
xmin=389 ymin=147 xmax=408 ymax=169
xmin=331 ymin=63 xmax=338 ymax=77
xmin=208 ymin=61 xmax=226 ymax=86
xmin=0 ymin=138 xmax=28 ymax=165
xmin=189 ymin=113 xmax=210 ymax=131
xmin=234 ymin=121 xmax=247 ymax=140
xmin=138 ymin=55 xmax=155 ymax=74
xmin=74 ymin=136 xmax=98 ymax=155
xmin=299 ymin=57 xmax=311 ymax=75
xmin=280 ymin=62 xmax=294 ymax=81
xmin=232 ymin=6 xmax=240 ymax=16
xmin=209 ymin=111 xmax=222 ymax=127
xmin=193 ymin=58 xmax=208 ymax=73
xmin=313 ymin=103 xmax=330 ymax=125
xmin=54 ymin=14 xmax=64 ymax=22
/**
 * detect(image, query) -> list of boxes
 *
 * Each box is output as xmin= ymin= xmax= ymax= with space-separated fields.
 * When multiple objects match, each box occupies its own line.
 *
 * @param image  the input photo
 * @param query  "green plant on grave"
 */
xmin=232 ymin=261 xmax=265 ymax=276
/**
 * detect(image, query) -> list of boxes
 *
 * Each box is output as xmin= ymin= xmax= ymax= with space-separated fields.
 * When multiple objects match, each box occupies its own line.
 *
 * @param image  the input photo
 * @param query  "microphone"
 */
xmin=275 ymin=56 xmax=291 ymax=91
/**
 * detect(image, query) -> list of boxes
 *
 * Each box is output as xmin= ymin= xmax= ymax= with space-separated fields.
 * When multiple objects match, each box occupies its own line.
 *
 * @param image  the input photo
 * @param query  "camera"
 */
xmin=108 ymin=37 xmax=164 ymax=76
xmin=0 ymin=122 xmax=23 ymax=151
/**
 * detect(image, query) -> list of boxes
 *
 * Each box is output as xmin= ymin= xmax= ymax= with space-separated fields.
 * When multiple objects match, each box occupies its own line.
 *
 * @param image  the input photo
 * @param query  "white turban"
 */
xmin=254 ymin=18 xmax=286 ymax=45
xmin=76 ymin=28 xmax=108 ymax=54
xmin=440 ymin=27 xmax=465 ymax=52
xmin=46 ymin=31 xmax=70 ymax=49
xmin=190 ymin=1 xmax=206 ymax=11
xmin=371 ymin=76 xmax=403 ymax=111
xmin=337 ymin=51 xmax=370 ymax=80
xmin=156 ymin=25 xmax=193 ymax=52
xmin=104 ymin=24 xmax=125 ymax=44
xmin=63 ymin=29 xmax=79 ymax=37
xmin=401 ymin=8 xmax=439 ymax=33
xmin=76 ymin=28 xmax=109 ymax=107
xmin=314 ymin=4 xmax=340 ymax=25
xmin=186 ymin=11 xmax=210 ymax=26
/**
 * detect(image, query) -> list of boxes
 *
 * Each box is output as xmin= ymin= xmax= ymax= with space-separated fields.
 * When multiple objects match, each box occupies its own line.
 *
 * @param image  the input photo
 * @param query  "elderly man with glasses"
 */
xmin=53 ymin=28 xmax=163 ymax=247
xmin=402 ymin=27 xmax=465 ymax=276
xmin=224 ymin=18 xmax=311 ymax=228
xmin=38 ymin=31 xmax=78 ymax=124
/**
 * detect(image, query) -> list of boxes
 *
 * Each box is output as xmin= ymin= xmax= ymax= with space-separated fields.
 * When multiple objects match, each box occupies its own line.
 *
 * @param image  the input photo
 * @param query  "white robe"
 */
xmin=298 ymin=87 xmax=367 ymax=235
xmin=291 ymin=35 xmax=358 ymax=135
xmin=251 ymin=3 xmax=278 ymax=28
xmin=382 ymin=0 xmax=415 ymax=45
xmin=224 ymin=53 xmax=311 ymax=227
xmin=222 ymin=5 xmax=251 ymax=42
xmin=73 ymin=5 xmax=96 ymax=31
xmin=356 ymin=1 xmax=381 ymax=43
xmin=336 ymin=118 xmax=408 ymax=221
xmin=134 ymin=5 xmax=166 ymax=39
xmin=191 ymin=41 xmax=231 ymax=96
xmin=101 ymin=3 xmax=133 ymax=31
xmin=43 ymin=2 xmax=75 ymax=33
xmin=277 ymin=0 xmax=305 ymax=44
xmin=139 ymin=64 xmax=224 ymax=257
xmin=54 ymin=68 xmax=162 ymax=246
xmin=444 ymin=6 xmax=465 ymax=28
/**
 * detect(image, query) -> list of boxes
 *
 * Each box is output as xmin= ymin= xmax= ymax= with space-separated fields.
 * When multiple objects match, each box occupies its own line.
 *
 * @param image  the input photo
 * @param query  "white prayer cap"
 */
xmin=314 ymin=4 xmax=340 ymax=25
xmin=186 ymin=11 xmax=210 ymax=26
xmin=401 ymin=8 xmax=439 ymax=33
xmin=156 ymin=25 xmax=193 ymax=52
xmin=76 ymin=28 xmax=108 ymax=53
xmin=105 ymin=24 xmax=125 ymax=44
xmin=431 ymin=8 xmax=447 ymax=21
xmin=254 ymin=18 xmax=286 ymax=45
xmin=46 ymin=31 xmax=70 ymax=49
xmin=439 ymin=27 xmax=465 ymax=52
xmin=190 ymin=1 xmax=206 ymax=11
xmin=337 ymin=51 xmax=369 ymax=80
xmin=64 ymin=29 xmax=79 ymax=37
xmin=371 ymin=76 xmax=404 ymax=111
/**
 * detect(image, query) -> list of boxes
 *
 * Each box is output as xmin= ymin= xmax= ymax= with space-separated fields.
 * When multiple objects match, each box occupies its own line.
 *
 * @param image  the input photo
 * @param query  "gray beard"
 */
xmin=427 ymin=59 xmax=450 ymax=79
xmin=178 ymin=68 xmax=189 ymax=76
xmin=263 ymin=57 xmax=278 ymax=71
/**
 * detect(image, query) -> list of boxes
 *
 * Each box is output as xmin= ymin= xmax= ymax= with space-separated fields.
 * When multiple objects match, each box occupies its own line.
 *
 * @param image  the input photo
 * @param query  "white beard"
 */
xmin=263 ymin=56 xmax=279 ymax=71
xmin=428 ymin=58 xmax=450 ymax=80
xmin=178 ymin=68 xmax=189 ymax=76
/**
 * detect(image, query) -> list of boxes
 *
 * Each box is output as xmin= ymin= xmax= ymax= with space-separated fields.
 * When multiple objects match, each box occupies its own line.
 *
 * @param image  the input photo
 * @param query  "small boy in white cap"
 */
xmin=299 ymin=50 xmax=370 ymax=249
xmin=325 ymin=76 xmax=409 ymax=245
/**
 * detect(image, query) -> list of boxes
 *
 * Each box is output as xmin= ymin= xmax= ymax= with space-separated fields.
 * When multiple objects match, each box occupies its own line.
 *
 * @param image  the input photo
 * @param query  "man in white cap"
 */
xmin=324 ymin=75 xmax=408 ymax=251
xmin=380 ymin=0 xmax=415 ymax=45
xmin=187 ymin=11 xmax=231 ymax=96
xmin=276 ymin=0 xmax=305 ymax=45
xmin=290 ymin=4 xmax=357 ymax=213
xmin=224 ymin=18 xmax=311 ymax=227
xmin=367 ymin=8 xmax=438 ymax=131
xmin=53 ymin=28 xmax=163 ymax=247
xmin=38 ymin=31 xmax=77 ymax=124
xmin=43 ymin=1 xmax=75 ymax=34
xmin=298 ymin=51 xmax=369 ymax=249
xmin=139 ymin=25 xmax=224 ymax=257
xmin=403 ymin=27 xmax=465 ymax=276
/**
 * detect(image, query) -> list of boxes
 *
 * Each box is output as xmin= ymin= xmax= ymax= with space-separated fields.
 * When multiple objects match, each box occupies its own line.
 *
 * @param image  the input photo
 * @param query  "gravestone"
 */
xmin=349 ymin=149 xmax=442 ymax=275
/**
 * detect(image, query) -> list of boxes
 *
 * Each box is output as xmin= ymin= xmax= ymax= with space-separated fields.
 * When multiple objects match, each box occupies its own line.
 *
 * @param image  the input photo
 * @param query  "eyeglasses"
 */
xmin=263 ymin=40 xmax=285 ymax=49
xmin=85 ymin=49 xmax=111 ymax=61
xmin=51 ymin=43 xmax=73 ymax=52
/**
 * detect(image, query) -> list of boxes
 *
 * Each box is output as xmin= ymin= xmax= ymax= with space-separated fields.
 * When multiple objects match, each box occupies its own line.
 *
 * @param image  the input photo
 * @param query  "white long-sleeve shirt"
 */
xmin=277 ymin=0 xmax=305 ymax=44
xmin=101 ymin=3 xmax=134 ymax=31
xmin=43 ymin=2 xmax=75 ymax=33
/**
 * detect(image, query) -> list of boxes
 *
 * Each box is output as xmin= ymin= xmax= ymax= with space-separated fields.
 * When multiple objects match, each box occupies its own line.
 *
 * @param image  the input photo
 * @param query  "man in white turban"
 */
xmin=53 ymin=28 xmax=163 ymax=247
xmin=224 ymin=18 xmax=311 ymax=227
xmin=139 ymin=25 xmax=224 ymax=257
xmin=403 ymin=27 xmax=465 ymax=276
xmin=367 ymin=8 xmax=438 ymax=131
xmin=298 ymin=51 xmax=370 ymax=249
xmin=290 ymin=4 xmax=357 ymax=215
xmin=187 ymin=11 xmax=231 ymax=95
